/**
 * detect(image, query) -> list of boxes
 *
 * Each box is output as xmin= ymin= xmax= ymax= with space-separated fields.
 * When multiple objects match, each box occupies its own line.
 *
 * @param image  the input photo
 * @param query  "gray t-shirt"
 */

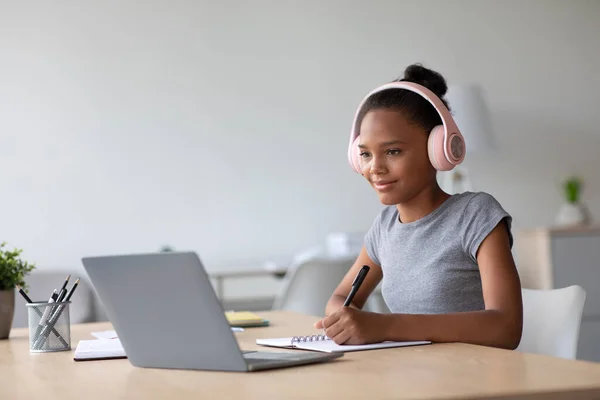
xmin=365 ymin=191 xmax=513 ymax=315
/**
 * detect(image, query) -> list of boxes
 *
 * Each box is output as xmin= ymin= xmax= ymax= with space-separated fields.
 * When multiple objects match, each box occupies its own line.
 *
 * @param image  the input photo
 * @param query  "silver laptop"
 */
xmin=81 ymin=251 xmax=342 ymax=372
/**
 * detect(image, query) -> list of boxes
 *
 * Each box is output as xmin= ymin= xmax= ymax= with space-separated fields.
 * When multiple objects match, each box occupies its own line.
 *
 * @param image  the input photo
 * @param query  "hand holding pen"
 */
xmin=312 ymin=265 xmax=385 ymax=345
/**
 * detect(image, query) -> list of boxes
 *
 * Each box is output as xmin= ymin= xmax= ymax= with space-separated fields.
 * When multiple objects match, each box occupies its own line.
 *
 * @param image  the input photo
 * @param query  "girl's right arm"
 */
xmin=324 ymin=246 xmax=383 ymax=315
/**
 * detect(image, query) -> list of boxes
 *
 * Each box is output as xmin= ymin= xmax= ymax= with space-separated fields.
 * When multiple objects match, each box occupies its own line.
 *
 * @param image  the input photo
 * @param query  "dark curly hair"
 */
xmin=357 ymin=63 xmax=450 ymax=134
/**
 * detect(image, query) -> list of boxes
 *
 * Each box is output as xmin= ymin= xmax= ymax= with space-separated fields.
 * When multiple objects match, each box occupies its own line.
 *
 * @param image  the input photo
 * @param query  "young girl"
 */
xmin=314 ymin=64 xmax=523 ymax=350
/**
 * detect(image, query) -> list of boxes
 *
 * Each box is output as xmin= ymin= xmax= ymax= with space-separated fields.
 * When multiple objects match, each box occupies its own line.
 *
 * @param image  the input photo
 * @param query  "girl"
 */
xmin=314 ymin=64 xmax=523 ymax=350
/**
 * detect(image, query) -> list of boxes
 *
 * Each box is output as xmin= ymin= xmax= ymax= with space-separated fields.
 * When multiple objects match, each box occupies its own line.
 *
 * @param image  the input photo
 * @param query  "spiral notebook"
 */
xmin=256 ymin=335 xmax=431 ymax=353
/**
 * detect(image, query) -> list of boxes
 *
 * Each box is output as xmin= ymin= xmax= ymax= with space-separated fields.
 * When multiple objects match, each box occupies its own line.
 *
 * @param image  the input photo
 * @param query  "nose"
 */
xmin=367 ymin=155 xmax=387 ymax=175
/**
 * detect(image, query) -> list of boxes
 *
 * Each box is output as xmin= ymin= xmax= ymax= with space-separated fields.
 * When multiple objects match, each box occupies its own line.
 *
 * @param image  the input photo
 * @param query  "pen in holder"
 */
xmin=27 ymin=301 xmax=71 ymax=352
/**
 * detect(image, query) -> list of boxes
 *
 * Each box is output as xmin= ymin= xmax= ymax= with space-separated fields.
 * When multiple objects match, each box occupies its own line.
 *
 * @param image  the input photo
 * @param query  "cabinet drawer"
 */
xmin=551 ymin=234 xmax=600 ymax=317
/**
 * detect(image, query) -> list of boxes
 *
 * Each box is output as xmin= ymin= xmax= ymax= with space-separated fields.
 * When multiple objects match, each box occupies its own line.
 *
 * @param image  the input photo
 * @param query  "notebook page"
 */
xmin=295 ymin=340 xmax=431 ymax=353
xmin=255 ymin=337 xmax=294 ymax=348
xmin=256 ymin=337 xmax=431 ymax=352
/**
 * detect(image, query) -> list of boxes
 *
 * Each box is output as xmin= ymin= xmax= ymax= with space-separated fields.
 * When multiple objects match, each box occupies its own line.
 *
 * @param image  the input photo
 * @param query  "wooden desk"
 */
xmin=3 ymin=311 xmax=600 ymax=399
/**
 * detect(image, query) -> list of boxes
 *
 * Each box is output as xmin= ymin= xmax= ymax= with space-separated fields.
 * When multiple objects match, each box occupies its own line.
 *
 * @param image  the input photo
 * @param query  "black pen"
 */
xmin=45 ymin=277 xmax=80 ymax=325
xmin=63 ymin=277 xmax=79 ymax=301
xmin=39 ymin=289 xmax=58 ymax=326
xmin=56 ymin=274 xmax=71 ymax=302
xmin=343 ymin=265 xmax=370 ymax=307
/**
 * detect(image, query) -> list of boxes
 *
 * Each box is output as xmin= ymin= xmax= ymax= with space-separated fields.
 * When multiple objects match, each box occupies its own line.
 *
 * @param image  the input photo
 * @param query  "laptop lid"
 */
xmin=82 ymin=252 xmax=249 ymax=372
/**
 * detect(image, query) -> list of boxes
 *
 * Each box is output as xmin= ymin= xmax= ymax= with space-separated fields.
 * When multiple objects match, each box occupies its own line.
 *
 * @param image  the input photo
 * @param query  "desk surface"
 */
xmin=3 ymin=311 xmax=600 ymax=399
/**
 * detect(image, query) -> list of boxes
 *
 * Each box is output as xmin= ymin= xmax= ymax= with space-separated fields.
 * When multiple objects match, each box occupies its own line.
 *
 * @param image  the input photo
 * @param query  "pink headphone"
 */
xmin=348 ymin=81 xmax=466 ymax=174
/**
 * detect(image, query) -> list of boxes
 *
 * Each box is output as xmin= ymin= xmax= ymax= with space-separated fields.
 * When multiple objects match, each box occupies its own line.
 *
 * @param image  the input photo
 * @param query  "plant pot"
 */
xmin=0 ymin=289 xmax=15 ymax=339
xmin=555 ymin=202 xmax=588 ymax=227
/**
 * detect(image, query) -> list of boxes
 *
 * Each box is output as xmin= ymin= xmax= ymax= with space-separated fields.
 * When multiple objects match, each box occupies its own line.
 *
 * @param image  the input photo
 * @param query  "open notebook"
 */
xmin=256 ymin=335 xmax=431 ymax=353
xmin=74 ymin=338 xmax=126 ymax=361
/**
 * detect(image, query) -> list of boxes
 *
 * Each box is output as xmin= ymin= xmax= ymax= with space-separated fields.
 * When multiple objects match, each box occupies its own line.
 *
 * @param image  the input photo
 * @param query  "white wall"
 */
xmin=1 ymin=0 xmax=599 ymax=299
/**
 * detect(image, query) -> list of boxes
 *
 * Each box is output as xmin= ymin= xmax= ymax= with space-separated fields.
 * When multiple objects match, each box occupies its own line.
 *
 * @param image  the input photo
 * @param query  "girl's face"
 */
xmin=358 ymin=109 xmax=437 ymax=205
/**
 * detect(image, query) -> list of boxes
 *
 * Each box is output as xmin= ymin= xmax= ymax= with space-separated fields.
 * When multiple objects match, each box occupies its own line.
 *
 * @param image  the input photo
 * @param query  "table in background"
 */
xmin=206 ymin=264 xmax=288 ymax=299
xmin=3 ymin=311 xmax=600 ymax=399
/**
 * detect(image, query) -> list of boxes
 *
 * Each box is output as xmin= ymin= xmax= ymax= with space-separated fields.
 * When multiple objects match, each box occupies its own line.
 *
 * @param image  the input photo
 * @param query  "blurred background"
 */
xmin=1 ymin=0 xmax=599 ymax=359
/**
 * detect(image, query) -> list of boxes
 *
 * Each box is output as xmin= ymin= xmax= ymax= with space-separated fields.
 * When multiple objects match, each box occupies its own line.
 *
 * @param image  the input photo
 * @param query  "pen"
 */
xmin=343 ymin=265 xmax=370 ymax=307
xmin=32 ymin=289 xmax=58 ymax=349
xmin=39 ymin=289 xmax=58 ymax=327
xmin=56 ymin=274 xmax=71 ymax=302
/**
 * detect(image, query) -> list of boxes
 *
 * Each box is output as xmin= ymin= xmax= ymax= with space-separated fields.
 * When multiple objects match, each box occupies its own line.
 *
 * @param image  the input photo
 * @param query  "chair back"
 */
xmin=273 ymin=256 xmax=354 ymax=317
xmin=517 ymin=285 xmax=586 ymax=359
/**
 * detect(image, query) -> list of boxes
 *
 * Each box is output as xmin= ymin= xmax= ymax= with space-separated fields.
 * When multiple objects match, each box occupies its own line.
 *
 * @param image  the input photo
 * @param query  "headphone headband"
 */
xmin=348 ymin=81 xmax=464 ymax=173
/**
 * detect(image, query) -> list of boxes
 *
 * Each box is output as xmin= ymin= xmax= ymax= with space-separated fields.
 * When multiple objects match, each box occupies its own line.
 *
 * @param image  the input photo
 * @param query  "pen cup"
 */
xmin=26 ymin=301 xmax=71 ymax=352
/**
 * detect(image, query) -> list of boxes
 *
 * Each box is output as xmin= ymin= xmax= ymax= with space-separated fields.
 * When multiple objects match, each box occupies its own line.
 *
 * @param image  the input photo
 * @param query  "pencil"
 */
xmin=15 ymin=285 xmax=33 ymax=303
xmin=64 ymin=278 xmax=79 ymax=301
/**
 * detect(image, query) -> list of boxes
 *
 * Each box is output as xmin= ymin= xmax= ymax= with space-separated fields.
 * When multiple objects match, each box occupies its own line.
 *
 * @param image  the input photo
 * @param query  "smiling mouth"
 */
xmin=372 ymin=181 xmax=397 ymax=191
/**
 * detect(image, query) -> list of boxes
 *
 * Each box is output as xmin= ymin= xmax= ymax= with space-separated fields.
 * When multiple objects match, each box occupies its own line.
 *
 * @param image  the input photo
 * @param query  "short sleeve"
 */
xmin=364 ymin=211 xmax=383 ymax=266
xmin=460 ymin=192 xmax=513 ymax=262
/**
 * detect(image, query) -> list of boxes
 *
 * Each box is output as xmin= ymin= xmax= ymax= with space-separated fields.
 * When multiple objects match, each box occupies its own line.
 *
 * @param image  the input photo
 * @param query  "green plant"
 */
xmin=563 ymin=177 xmax=583 ymax=204
xmin=0 ymin=242 xmax=36 ymax=291
xmin=159 ymin=245 xmax=174 ymax=253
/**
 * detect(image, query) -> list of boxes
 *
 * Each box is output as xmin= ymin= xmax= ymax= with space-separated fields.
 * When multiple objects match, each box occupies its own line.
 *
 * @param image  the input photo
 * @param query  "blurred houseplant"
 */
xmin=159 ymin=245 xmax=174 ymax=253
xmin=0 ymin=242 xmax=36 ymax=339
xmin=555 ymin=176 xmax=589 ymax=226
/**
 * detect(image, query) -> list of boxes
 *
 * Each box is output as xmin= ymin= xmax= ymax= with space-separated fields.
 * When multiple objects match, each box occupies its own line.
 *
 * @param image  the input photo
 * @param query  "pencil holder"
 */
xmin=26 ymin=301 xmax=71 ymax=352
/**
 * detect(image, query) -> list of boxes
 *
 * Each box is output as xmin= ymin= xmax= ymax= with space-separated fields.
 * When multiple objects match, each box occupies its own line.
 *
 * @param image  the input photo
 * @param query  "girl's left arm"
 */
xmin=319 ymin=220 xmax=523 ymax=350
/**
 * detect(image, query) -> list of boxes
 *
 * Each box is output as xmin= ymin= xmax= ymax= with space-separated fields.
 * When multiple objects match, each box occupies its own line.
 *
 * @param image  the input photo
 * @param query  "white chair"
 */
xmin=516 ymin=285 xmax=586 ymax=359
xmin=272 ymin=256 xmax=356 ymax=317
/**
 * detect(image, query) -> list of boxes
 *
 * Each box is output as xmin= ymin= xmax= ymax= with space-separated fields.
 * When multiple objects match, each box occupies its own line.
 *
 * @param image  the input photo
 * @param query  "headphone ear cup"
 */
xmin=349 ymin=136 xmax=362 ymax=174
xmin=427 ymin=125 xmax=454 ymax=171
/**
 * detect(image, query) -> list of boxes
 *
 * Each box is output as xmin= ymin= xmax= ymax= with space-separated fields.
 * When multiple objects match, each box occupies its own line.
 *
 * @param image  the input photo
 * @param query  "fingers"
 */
xmin=313 ymin=319 xmax=324 ymax=329
xmin=323 ymin=320 xmax=344 ymax=340
xmin=321 ymin=312 xmax=341 ymax=330
xmin=330 ymin=329 xmax=352 ymax=345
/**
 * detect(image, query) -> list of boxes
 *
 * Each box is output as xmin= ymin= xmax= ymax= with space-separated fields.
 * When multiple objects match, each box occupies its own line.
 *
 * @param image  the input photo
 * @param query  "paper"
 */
xmin=91 ymin=330 xmax=118 ymax=340
xmin=225 ymin=311 xmax=269 ymax=327
xmin=256 ymin=337 xmax=431 ymax=353
xmin=74 ymin=339 xmax=126 ymax=361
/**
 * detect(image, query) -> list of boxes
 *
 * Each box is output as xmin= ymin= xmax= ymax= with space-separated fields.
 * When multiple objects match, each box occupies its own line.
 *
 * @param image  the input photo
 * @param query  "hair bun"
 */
xmin=401 ymin=64 xmax=448 ymax=98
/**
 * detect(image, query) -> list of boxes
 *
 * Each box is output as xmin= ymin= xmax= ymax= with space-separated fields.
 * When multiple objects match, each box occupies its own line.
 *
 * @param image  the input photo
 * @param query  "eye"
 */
xmin=359 ymin=151 xmax=371 ymax=158
xmin=387 ymin=149 xmax=402 ymax=155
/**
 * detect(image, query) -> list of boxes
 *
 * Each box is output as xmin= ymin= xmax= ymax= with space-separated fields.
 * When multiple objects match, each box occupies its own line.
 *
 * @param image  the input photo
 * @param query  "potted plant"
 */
xmin=555 ymin=176 xmax=589 ymax=226
xmin=0 ymin=242 xmax=36 ymax=339
xmin=159 ymin=245 xmax=175 ymax=253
